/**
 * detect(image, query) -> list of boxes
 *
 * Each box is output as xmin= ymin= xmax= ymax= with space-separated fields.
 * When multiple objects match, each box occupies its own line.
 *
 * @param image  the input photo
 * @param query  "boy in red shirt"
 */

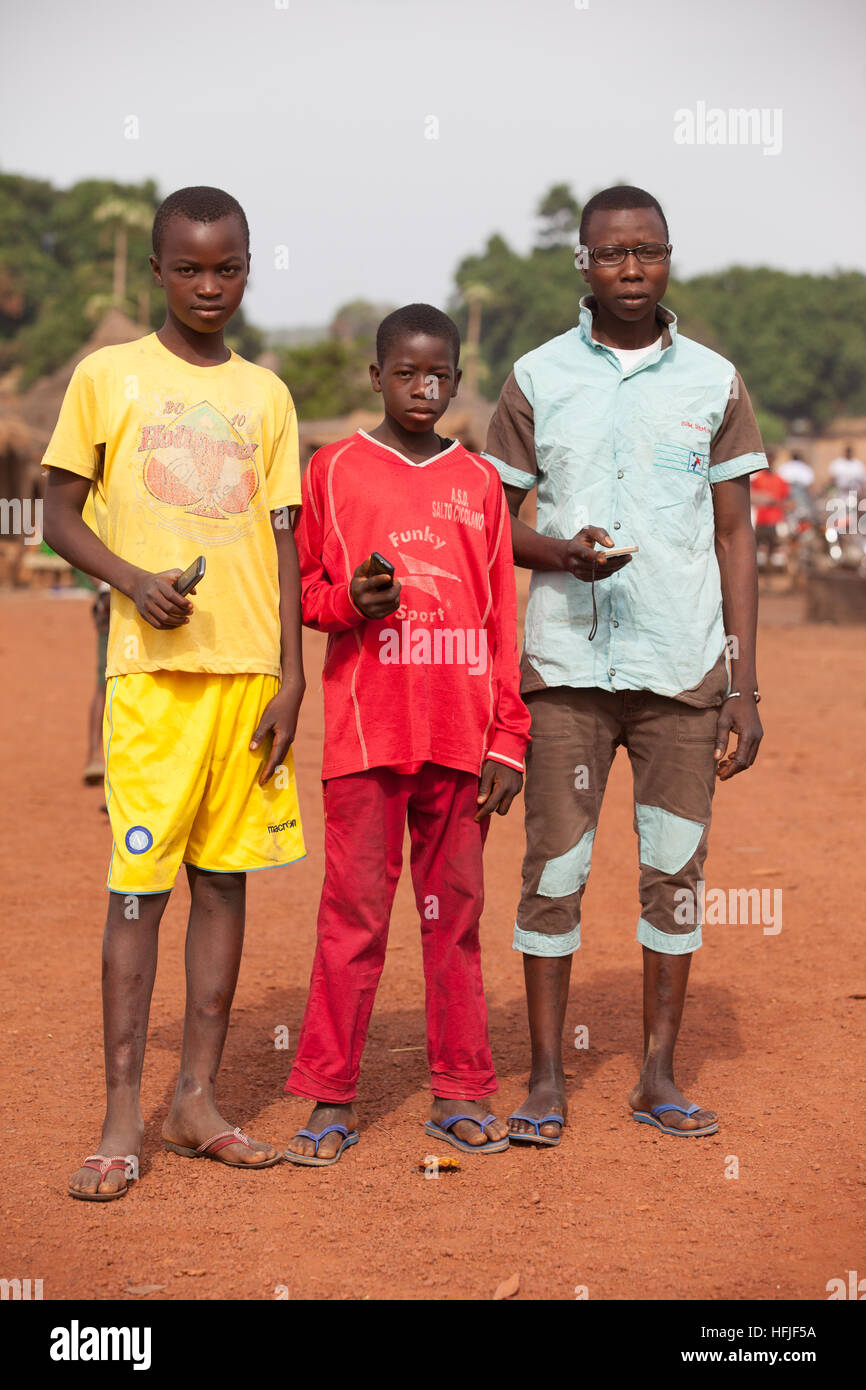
xmin=284 ymin=304 xmax=530 ymax=1164
xmin=751 ymin=454 xmax=791 ymax=567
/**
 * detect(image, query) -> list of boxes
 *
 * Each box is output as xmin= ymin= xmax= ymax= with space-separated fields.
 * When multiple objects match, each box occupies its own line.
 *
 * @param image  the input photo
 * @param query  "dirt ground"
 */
xmin=1 ymin=578 xmax=864 ymax=1302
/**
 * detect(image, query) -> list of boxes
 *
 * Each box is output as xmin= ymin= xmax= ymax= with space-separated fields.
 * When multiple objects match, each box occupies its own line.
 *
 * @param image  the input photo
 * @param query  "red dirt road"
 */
xmin=1 ymin=583 xmax=864 ymax=1301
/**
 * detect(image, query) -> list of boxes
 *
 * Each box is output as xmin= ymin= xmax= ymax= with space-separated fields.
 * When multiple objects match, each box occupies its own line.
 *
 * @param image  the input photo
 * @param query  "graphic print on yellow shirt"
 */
xmin=42 ymin=334 xmax=302 ymax=678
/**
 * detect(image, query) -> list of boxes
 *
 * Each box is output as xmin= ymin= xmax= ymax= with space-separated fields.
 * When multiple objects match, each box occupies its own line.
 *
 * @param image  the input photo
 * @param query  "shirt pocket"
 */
xmin=650 ymin=418 xmax=713 ymax=550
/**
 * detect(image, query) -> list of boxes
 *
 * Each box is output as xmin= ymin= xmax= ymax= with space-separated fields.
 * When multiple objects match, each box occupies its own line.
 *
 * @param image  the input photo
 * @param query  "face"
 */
xmin=579 ymin=207 xmax=670 ymax=323
xmin=150 ymin=215 xmax=249 ymax=333
xmin=370 ymin=332 xmax=461 ymax=431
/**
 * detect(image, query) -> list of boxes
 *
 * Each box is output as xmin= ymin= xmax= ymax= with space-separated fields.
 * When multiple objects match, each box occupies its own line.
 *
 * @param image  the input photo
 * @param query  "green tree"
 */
xmin=330 ymin=298 xmax=394 ymax=345
xmin=91 ymin=195 xmax=154 ymax=318
xmin=534 ymin=183 xmax=582 ymax=250
xmin=277 ymin=337 xmax=372 ymax=418
xmin=450 ymin=184 xmax=866 ymax=430
xmin=0 ymin=174 xmax=159 ymax=383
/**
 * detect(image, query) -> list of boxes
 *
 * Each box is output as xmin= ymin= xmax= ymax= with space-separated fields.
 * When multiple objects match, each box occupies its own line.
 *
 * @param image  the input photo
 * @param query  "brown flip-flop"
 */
xmin=164 ymin=1125 xmax=282 ymax=1168
xmin=68 ymin=1153 xmax=132 ymax=1202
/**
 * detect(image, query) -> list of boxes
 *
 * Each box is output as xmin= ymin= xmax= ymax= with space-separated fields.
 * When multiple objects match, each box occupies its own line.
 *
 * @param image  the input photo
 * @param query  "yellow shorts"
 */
xmin=104 ymin=672 xmax=305 ymax=894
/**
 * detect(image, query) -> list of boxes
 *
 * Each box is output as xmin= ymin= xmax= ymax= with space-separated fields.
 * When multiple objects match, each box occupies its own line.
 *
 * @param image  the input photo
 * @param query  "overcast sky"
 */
xmin=2 ymin=0 xmax=864 ymax=330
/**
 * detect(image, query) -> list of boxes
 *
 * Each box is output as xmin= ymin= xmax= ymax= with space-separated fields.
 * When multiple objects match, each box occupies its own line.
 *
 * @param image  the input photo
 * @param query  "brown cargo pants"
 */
xmin=514 ymin=686 xmax=720 ymax=956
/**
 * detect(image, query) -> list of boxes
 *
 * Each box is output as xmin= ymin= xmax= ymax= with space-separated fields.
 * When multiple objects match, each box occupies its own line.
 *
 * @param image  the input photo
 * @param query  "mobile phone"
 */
xmin=368 ymin=551 xmax=395 ymax=582
xmin=600 ymin=545 xmax=638 ymax=558
xmin=176 ymin=555 xmax=206 ymax=596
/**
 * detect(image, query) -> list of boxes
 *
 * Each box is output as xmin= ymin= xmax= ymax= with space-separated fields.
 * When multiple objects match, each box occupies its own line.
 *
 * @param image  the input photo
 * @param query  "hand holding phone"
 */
xmin=563 ymin=527 xmax=634 ymax=581
xmin=175 ymin=555 xmax=206 ymax=596
xmin=598 ymin=545 xmax=638 ymax=559
xmin=350 ymin=552 xmax=401 ymax=619
xmin=130 ymin=568 xmax=194 ymax=629
xmin=368 ymin=551 xmax=395 ymax=582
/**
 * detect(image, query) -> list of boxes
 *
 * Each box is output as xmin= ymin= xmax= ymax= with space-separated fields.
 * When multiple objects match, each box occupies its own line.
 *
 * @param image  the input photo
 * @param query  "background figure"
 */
xmin=778 ymin=449 xmax=815 ymax=510
xmin=751 ymin=450 xmax=791 ymax=571
xmin=83 ymin=580 xmax=110 ymax=785
xmin=827 ymin=444 xmax=866 ymax=497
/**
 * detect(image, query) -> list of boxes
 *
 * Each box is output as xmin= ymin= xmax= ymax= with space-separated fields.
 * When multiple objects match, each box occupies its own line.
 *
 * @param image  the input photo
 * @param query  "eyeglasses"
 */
xmin=579 ymin=243 xmax=672 ymax=267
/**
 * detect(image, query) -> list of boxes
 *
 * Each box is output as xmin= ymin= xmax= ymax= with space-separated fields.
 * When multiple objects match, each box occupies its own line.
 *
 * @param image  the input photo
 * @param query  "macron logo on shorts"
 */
xmin=267 ymin=819 xmax=297 ymax=834
xmin=125 ymin=826 xmax=153 ymax=854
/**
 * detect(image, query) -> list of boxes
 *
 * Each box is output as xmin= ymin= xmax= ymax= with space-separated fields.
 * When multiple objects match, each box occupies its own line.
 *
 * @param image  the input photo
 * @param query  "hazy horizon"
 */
xmin=3 ymin=0 xmax=864 ymax=330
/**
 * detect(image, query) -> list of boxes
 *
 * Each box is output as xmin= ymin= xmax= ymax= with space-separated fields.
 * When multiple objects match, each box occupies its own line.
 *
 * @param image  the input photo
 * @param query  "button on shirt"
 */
xmin=483 ymin=297 xmax=768 ymax=705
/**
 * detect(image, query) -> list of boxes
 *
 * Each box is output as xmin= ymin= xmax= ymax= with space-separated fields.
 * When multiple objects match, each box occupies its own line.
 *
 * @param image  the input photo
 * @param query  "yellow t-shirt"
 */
xmin=43 ymin=334 xmax=301 ymax=678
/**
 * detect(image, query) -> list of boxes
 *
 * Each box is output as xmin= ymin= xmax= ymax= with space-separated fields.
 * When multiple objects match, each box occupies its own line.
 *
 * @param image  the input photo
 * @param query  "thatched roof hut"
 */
xmin=0 ymin=406 xmax=39 ymax=503
xmin=0 ymin=310 xmax=149 ymax=584
xmin=20 ymin=308 xmax=148 ymax=439
xmin=0 ymin=412 xmax=34 ymax=459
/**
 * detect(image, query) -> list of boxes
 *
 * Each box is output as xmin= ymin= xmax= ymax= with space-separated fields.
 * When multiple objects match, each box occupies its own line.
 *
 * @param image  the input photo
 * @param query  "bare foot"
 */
xmin=285 ymin=1103 xmax=357 ymax=1161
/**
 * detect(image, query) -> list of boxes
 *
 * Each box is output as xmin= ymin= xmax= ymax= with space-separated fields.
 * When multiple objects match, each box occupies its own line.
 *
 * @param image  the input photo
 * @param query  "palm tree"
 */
xmin=460 ymin=283 xmax=494 ymax=395
xmin=93 ymin=197 xmax=153 ymax=307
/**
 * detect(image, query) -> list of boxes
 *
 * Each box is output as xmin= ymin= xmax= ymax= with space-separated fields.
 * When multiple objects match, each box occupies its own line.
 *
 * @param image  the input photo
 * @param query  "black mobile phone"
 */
xmin=176 ymin=555 xmax=206 ymax=596
xmin=368 ymin=551 xmax=395 ymax=582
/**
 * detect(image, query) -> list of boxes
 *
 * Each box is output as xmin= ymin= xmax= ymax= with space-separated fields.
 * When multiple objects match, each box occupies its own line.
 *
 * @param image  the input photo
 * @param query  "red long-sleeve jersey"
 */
xmin=296 ymin=430 xmax=530 ymax=781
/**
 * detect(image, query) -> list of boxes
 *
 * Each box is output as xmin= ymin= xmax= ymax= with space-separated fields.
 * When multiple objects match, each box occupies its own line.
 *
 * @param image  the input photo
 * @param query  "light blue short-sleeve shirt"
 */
xmin=483 ymin=297 xmax=767 ymax=701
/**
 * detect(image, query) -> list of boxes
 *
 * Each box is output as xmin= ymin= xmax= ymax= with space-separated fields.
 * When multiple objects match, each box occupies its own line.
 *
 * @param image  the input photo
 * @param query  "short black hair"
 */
xmin=579 ymin=185 xmax=669 ymax=245
xmin=376 ymin=303 xmax=461 ymax=368
xmin=152 ymin=186 xmax=250 ymax=258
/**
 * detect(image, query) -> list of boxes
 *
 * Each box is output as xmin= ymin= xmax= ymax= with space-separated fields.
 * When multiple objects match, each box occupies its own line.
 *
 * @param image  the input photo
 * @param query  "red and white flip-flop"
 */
xmin=68 ymin=1154 xmax=133 ymax=1202
xmin=164 ymin=1126 xmax=282 ymax=1168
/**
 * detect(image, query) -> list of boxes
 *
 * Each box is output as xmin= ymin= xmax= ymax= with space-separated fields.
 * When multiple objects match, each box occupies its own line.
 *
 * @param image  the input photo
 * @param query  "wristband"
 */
xmin=725 ymin=689 xmax=761 ymax=703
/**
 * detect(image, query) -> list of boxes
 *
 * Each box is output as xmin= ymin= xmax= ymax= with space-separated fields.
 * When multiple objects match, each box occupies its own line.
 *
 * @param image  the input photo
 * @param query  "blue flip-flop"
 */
xmin=284 ymin=1123 xmax=360 ymax=1167
xmin=424 ymin=1113 xmax=509 ymax=1154
xmin=632 ymin=1103 xmax=718 ymax=1137
xmin=506 ymin=1112 xmax=565 ymax=1147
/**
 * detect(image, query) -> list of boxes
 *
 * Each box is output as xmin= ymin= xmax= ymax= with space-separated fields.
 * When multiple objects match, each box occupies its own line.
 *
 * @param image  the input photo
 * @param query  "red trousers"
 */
xmin=287 ymin=763 xmax=496 ymax=1103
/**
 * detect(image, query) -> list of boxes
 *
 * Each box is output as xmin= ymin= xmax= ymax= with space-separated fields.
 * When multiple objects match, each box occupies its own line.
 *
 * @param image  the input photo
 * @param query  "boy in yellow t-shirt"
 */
xmin=43 ymin=186 xmax=306 ymax=1200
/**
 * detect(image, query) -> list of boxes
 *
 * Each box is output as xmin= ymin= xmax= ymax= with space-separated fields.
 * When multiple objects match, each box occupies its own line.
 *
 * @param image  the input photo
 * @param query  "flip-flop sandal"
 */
xmin=283 ymin=1124 xmax=360 ymax=1168
xmin=68 ymin=1154 xmax=133 ymax=1202
xmin=164 ymin=1126 xmax=282 ymax=1168
xmin=507 ymin=1112 xmax=565 ymax=1147
xmin=632 ymin=1103 xmax=718 ymax=1137
xmin=424 ymin=1113 xmax=509 ymax=1154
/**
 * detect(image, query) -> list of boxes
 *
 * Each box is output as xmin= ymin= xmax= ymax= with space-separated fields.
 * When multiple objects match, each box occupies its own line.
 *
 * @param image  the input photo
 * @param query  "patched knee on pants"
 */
xmin=635 ymin=803 xmax=704 ymax=876
xmin=537 ymin=827 xmax=596 ymax=898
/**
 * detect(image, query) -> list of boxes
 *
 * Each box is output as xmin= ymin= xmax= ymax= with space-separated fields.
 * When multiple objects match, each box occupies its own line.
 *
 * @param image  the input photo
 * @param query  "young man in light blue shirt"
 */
xmin=484 ymin=186 xmax=766 ymax=1142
